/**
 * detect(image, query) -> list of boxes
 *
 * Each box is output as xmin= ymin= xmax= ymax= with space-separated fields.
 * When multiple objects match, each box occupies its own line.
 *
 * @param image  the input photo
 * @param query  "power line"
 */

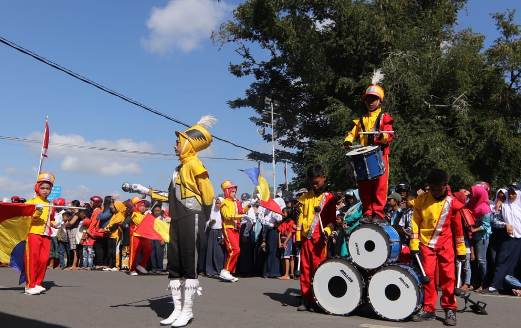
xmin=0 ymin=135 xmax=256 ymax=162
xmin=0 ymin=35 xmax=266 ymax=156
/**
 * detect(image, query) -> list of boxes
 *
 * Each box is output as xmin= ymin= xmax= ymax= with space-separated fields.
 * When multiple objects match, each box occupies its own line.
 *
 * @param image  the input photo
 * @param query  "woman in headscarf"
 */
xmin=484 ymin=189 xmax=509 ymax=288
xmin=486 ymin=186 xmax=520 ymax=294
xmin=468 ymin=185 xmax=492 ymax=291
xmin=205 ymin=198 xmax=225 ymax=278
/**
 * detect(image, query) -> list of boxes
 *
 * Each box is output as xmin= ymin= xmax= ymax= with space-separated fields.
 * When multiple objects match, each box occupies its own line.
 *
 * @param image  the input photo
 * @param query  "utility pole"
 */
xmin=270 ymin=99 xmax=276 ymax=196
xmin=262 ymin=97 xmax=279 ymax=196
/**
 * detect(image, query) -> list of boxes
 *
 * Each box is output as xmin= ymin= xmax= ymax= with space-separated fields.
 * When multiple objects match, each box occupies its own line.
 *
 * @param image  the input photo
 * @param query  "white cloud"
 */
xmin=27 ymin=132 xmax=156 ymax=176
xmin=143 ymin=0 xmax=231 ymax=54
xmin=0 ymin=175 xmax=34 ymax=200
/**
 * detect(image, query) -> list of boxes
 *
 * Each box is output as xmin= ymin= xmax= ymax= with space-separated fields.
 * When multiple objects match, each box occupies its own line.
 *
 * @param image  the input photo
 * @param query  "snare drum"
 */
xmin=346 ymin=145 xmax=385 ymax=181
xmin=348 ymin=224 xmax=401 ymax=270
xmin=312 ymin=258 xmax=364 ymax=315
xmin=367 ymin=264 xmax=423 ymax=321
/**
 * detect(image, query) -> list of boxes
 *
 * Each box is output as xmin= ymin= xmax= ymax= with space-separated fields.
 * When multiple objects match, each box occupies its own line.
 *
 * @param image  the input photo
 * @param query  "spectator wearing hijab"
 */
xmin=486 ymin=186 xmax=521 ymax=294
xmin=468 ymin=185 xmax=492 ymax=291
xmin=205 ymin=198 xmax=225 ymax=278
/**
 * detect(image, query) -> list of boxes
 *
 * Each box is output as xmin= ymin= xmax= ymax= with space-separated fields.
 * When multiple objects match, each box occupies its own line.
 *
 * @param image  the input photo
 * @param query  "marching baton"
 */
xmin=455 ymin=260 xmax=464 ymax=296
xmin=36 ymin=204 xmax=86 ymax=210
xmin=359 ymin=131 xmax=395 ymax=135
xmin=414 ymin=253 xmax=431 ymax=284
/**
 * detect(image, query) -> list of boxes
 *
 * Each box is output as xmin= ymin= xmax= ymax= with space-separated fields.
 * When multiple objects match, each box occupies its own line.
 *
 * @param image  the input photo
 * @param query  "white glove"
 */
xmin=132 ymin=184 xmax=150 ymax=195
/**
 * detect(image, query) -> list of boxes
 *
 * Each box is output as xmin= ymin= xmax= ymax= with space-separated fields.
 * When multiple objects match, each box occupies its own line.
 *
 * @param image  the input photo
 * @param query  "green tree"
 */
xmin=216 ymin=1 xmax=521 ymax=190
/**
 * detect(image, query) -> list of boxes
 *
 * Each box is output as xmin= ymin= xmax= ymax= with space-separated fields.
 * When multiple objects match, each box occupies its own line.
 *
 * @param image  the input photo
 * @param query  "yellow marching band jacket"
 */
xmin=409 ymin=193 xmax=466 ymax=256
xmin=296 ymin=191 xmax=336 ymax=242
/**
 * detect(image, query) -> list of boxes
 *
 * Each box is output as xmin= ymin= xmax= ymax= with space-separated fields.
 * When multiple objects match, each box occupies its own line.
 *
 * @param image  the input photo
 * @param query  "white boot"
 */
xmin=160 ymin=279 xmax=184 ymax=326
xmin=172 ymin=279 xmax=201 ymax=327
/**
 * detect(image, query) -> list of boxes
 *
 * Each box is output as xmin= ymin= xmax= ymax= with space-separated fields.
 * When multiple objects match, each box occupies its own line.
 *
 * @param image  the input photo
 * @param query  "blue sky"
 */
xmin=0 ymin=0 xmax=519 ymax=201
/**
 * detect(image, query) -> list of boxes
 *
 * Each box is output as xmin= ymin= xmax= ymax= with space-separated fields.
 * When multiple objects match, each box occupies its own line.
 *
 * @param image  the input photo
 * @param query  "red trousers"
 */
xmin=420 ymin=243 xmax=457 ymax=312
xmin=358 ymin=154 xmax=389 ymax=218
xmin=299 ymin=237 xmax=328 ymax=302
xmin=129 ymin=236 xmax=152 ymax=272
xmin=24 ymin=233 xmax=51 ymax=288
xmin=223 ymin=228 xmax=240 ymax=273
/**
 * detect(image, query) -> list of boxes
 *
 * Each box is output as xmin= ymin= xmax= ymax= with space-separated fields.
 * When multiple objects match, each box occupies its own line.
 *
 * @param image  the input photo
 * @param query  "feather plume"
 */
xmin=371 ymin=69 xmax=384 ymax=85
xmin=197 ymin=115 xmax=217 ymax=129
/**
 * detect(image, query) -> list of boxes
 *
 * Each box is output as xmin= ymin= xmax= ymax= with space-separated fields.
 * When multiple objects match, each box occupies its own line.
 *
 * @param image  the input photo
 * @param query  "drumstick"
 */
xmin=359 ymin=131 xmax=395 ymax=135
xmin=414 ymin=253 xmax=431 ymax=284
xmin=455 ymin=260 xmax=464 ymax=296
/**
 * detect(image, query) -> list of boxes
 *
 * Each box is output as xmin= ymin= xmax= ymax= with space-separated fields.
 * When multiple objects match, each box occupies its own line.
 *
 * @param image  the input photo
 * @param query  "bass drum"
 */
xmin=367 ymin=264 xmax=423 ymax=321
xmin=348 ymin=223 xmax=401 ymax=270
xmin=312 ymin=258 xmax=364 ymax=315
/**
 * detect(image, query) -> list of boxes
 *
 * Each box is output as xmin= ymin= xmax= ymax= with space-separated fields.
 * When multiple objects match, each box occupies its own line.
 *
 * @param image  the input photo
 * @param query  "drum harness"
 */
xmin=307 ymin=193 xmax=329 ymax=239
xmin=358 ymin=111 xmax=385 ymax=147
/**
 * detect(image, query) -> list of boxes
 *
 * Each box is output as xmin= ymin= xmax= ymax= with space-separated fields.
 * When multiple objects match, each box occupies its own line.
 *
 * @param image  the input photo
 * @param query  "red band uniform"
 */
xmin=410 ymin=192 xmax=466 ymax=313
xmin=296 ymin=191 xmax=336 ymax=303
xmin=344 ymin=84 xmax=394 ymax=219
xmin=220 ymin=180 xmax=244 ymax=275
xmin=129 ymin=198 xmax=152 ymax=273
xmin=24 ymin=172 xmax=55 ymax=293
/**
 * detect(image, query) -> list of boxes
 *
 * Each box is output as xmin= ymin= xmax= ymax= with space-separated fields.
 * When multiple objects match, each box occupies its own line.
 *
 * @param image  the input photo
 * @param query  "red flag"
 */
xmin=41 ymin=119 xmax=49 ymax=158
xmin=134 ymin=214 xmax=170 ymax=242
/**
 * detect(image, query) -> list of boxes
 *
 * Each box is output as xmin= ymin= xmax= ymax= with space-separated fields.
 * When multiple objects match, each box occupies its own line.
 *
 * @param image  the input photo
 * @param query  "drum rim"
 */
xmin=366 ymin=264 xmax=423 ymax=321
xmin=348 ymin=224 xmax=401 ymax=270
xmin=311 ymin=258 xmax=365 ymax=316
xmin=345 ymin=145 xmax=380 ymax=156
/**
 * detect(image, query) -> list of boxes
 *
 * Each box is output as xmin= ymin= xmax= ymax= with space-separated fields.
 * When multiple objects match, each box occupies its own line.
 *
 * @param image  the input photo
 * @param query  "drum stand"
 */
xmin=454 ymin=261 xmax=488 ymax=315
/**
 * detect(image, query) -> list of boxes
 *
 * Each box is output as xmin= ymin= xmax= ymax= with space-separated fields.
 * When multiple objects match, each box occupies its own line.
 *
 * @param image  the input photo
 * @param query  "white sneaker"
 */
xmin=35 ymin=285 xmax=46 ymax=293
xmin=129 ymin=271 xmax=138 ymax=276
xmin=110 ymin=267 xmax=119 ymax=272
xmin=136 ymin=265 xmax=148 ymax=274
xmin=219 ymin=270 xmax=238 ymax=282
xmin=102 ymin=267 xmax=111 ymax=271
xmin=24 ymin=287 xmax=41 ymax=295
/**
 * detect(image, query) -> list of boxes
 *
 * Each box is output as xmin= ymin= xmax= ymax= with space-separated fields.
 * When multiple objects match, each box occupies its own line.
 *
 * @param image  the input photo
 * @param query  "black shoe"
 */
xmin=444 ymin=309 xmax=457 ymax=326
xmin=411 ymin=310 xmax=436 ymax=322
xmin=372 ymin=215 xmax=388 ymax=225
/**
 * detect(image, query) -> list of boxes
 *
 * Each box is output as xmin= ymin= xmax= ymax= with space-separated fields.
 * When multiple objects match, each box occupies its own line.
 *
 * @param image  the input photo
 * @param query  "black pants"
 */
xmin=492 ymin=237 xmax=521 ymax=291
xmin=205 ymin=229 xmax=225 ymax=276
xmin=106 ymin=238 xmax=117 ymax=268
xmin=167 ymin=212 xmax=207 ymax=279
xmin=263 ymin=227 xmax=281 ymax=278
xmin=94 ymin=238 xmax=108 ymax=266
xmin=150 ymin=240 xmax=164 ymax=271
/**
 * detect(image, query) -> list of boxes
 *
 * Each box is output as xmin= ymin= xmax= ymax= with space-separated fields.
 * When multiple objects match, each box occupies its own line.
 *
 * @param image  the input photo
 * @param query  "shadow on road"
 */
xmin=264 ymin=288 xmax=301 ymax=307
xmin=0 ymin=312 xmax=69 ymax=328
xmin=0 ymin=281 xmax=78 ymax=292
xmin=109 ymin=294 xmax=172 ymax=318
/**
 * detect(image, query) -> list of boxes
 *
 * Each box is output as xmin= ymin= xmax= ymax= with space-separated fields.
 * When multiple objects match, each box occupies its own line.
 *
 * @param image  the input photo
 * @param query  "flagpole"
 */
xmin=36 ymin=116 xmax=48 ymax=179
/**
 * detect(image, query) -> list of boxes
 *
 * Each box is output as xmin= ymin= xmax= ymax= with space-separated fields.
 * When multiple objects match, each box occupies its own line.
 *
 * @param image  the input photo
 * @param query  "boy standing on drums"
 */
xmin=410 ymin=169 xmax=466 ymax=326
xmin=295 ymin=164 xmax=337 ymax=311
xmin=344 ymin=71 xmax=394 ymax=224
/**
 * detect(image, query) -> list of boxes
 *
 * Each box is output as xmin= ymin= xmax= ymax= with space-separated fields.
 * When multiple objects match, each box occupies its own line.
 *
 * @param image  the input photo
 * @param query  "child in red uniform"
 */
xmin=24 ymin=172 xmax=56 ymax=295
xmin=129 ymin=197 xmax=152 ymax=276
xmin=278 ymin=208 xmax=295 ymax=280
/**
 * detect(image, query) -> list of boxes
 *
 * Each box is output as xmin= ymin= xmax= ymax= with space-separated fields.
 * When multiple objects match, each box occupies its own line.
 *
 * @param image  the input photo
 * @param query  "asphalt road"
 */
xmin=0 ymin=267 xmax=520 ymax=328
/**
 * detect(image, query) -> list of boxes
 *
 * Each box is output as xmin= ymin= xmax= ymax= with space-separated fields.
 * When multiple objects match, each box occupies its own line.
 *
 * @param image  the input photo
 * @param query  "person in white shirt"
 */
xmin=205 ymin=198 xmax=225 ymax=278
